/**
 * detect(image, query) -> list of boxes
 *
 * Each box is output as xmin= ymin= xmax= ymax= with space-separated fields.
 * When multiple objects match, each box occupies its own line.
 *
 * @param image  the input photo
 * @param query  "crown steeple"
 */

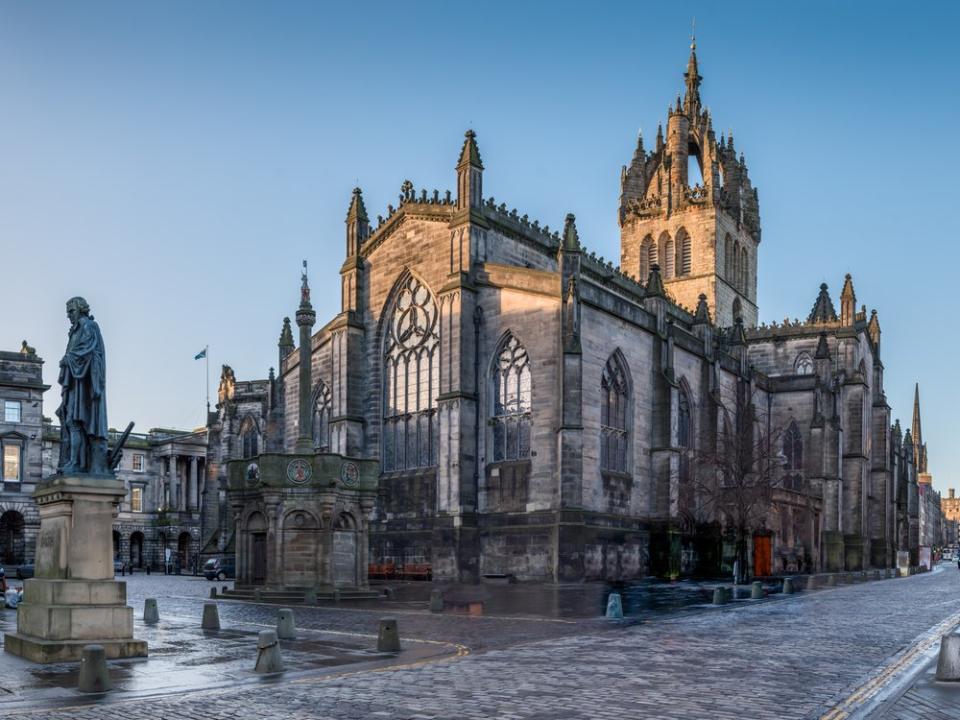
xmin=683 ymin=34 xmax=702 ymax=116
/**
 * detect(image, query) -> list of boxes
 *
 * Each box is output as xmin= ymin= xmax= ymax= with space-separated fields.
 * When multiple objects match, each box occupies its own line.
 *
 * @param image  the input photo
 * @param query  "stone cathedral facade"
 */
xmin=208 ymin=44 xmax=923 ymax=584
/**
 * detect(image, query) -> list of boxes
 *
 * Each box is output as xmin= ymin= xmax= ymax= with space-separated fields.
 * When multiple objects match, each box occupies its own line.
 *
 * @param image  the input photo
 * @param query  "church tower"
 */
xmin=619 ymin=38 xmax=761 ymax=327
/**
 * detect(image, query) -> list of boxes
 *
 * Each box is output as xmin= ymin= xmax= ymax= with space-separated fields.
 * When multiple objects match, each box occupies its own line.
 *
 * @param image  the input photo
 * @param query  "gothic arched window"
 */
xmin=239 ymin=417 xmax=259 ymax=459
xmin=678 ymin=387 xmax=691 ymax=449
xmin=734 ymin=241 xmax=744 ymax=290
xmin=724 ymin=233 xmax=734 ymax=280
xmin=492 ymin=333 xmax=531 ymax=462
xmin=783 ymin=421 xmax=803 ymax=472
xmin=382 ymin=274 xmax=440 ymax=472
xmin=312 ymin=381 xmax=332 ymax=451
xmin=795 ymin=353 xmax=814 ymax=375
xmin=676 ymin=229 xmax=692 ymax=277
xmin=739 ymin=246 xmax=749 ymax=291
xmin=660 ymin=232 xmax=675 ymax=279
xmin=640 ymin=235 xmax=656 ymax=283
xmin=601 ymin=353 xmax=629 ymax=473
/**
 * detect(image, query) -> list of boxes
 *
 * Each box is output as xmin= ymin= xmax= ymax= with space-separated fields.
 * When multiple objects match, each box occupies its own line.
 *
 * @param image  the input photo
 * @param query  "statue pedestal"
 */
xmin=4 ymin=475 xmax=148 ymax=663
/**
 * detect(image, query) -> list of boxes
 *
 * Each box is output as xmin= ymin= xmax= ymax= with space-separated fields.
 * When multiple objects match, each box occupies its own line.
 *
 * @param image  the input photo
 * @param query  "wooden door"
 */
xmin=252 ymin=533 xmax=267 ymax=585
xmin=753 ymin=534 xmax=772 ymax=578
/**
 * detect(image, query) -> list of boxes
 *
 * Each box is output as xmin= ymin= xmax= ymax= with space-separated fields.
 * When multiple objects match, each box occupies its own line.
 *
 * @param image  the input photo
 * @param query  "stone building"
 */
xmin=0 ymin=342 xmax=47 ymax=567
xmin=0 ymin=342 xmax=208 ymax=573
xmin=210 ymin=42 xmax=924 ymax=582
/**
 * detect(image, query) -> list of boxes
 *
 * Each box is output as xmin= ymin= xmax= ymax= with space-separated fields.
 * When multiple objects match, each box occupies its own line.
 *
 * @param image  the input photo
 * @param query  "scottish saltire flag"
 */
xmin=194 ymin=348 xmax=207 ymax=360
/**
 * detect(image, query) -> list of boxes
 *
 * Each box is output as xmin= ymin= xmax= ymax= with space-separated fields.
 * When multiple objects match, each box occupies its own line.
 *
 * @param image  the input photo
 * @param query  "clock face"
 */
xmin=287 ymin=459 xmax=312 ymax=485
xmin=245 ymin=463 xmax=260 ymax=487
xmin=340 ymin=461 xmax=359 ymax=488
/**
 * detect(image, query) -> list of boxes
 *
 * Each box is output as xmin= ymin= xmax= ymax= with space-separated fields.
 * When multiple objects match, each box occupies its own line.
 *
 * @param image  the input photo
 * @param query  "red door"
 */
xmin=753 ymin=534 xmax=772 ymax=578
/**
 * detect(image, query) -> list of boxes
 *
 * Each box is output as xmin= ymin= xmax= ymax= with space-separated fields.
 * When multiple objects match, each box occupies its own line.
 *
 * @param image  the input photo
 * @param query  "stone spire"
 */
xmin=807 ymin=283 xmax=838 ymax=324
xmin=912 ymin=383 xmax=924 ymax=471
xmin=295 ymin=260 xmax=316 ymax=453
xmin=561 ymin=212 xmax=581 ymax=252
xmin=840 ymin=273 xmax=856 ymax=326
xmin=345 ymin=187 xmax=369 ymax=257
xmin=456 ymin=129 xmax=483 ymax=210
xmin=278 ymin=316 xmax=294 ymax=368
xmin=646 ymin=264 xmax=665 ymax=297
xmin=693 ymin=293 xmax=711 ymax=324
xmin=683 ymin=34 xmax=702 ymax=116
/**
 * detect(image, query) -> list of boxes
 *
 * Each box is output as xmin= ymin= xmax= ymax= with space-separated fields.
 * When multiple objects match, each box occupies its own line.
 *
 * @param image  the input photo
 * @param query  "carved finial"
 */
xmin=300 ymin=259 xmax=311 ymax=308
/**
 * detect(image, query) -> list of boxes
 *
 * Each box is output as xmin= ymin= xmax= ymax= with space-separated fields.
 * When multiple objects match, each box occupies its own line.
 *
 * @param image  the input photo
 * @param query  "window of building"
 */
xmin=312 ymin=381 xmax=332 ymax=451
xmin=795 ymin=353 xmax=814 ymax=375
xmin=492 ymin=333 xmax=532 ymax=462
xmin=382 ymin=274 xmax=440 ymax=472
xmin=131 ymin=486 xmax=143 ymax=513
xmin=601 ymin=353 xmax=630 ymax=473
xmin=4 ymin=401 xmax=21 ymax=423
xmin=783 ymin=421 xmax=803 ymax=471
xmin=676 ymin=229 xmax=692 ymax=277
xmin=2 ymin=442 xmax=21 ymax=482
xmin=239 ymin=417 xmax=259 ymax=459
xmin=132 ymin=453 xmax=145 ymax=472
xmin=660 ymin=233 xmax=675 ymax=279
xmin=678 ymin=388 xmax=692 ymax=450
xmin=640 ymin=235 xmax=657 ymax=283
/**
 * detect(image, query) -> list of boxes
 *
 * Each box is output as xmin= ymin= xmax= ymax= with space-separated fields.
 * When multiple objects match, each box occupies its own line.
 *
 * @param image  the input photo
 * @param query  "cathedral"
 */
xmin=208 ymin=41 xmax=925 ymax=585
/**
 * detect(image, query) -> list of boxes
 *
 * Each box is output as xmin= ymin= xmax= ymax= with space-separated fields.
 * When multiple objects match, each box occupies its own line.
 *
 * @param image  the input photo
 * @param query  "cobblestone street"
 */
xmin=3 ymin=568 xmax=960 ymax=719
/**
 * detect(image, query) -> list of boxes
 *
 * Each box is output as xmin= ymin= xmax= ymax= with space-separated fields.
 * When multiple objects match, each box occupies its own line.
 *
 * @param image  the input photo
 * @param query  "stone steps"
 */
xmin=217 ymin=587 xmax=383 ymax=604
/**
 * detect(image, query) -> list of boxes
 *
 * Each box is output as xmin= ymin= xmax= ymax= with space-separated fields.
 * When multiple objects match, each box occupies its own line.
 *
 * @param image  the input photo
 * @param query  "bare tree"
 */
xmin=689 ymin=383 xmax=786 ymax=583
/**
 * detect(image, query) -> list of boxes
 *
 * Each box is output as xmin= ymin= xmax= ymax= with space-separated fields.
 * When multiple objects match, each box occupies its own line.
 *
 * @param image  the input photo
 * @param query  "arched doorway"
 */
xmin=247 ymin=512 xmax=267 ymax=585
xmin=129 ymin=532 xmax=144 ymax=569
xmin=112 ymin=530 xmax=121 ymax=561
xmin=0 ymin=510 xmax=26 ymax=565
xmin=178 ymin=532 xmax=191 ymax=573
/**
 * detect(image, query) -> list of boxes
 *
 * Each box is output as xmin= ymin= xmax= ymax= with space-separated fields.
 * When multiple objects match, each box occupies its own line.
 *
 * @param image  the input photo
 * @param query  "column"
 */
xmin=189 ymin=456 xmax=198 ymax=512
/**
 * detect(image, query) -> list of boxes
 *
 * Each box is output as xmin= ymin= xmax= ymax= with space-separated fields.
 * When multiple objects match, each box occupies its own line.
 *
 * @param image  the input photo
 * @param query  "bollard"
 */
xmin=143 ymin=598 xmax=159 ymax=624
xmin=304 ymin=589 xmax=318 ymax=605
xmin=751 ymin=581 xmax=764 ymax=599
xmin=782 ymin=577 xmax=794 ymax=595
xmin=78 ymin=644 xmax=111 ymax=693
xmin=209 ymin=587 xmax=217 ymax=599
xmin=827 ymin=574 xmax=837 ymax=587
xmin=377 ymin=618 xmax=401 ymax=653
xmin=201 ymin=602 xmax=220 ymax=630
xmin=429 ymin=589 xmax=444 ymax=613
xmin=806 ymin=575 xmax=818 ymax=591
xmin=277 ymin=608 xmax=296 ymax=640
xmin=605 ymin=592 xmax=624 ymax=619
xmin=712 ymin=587 xmax=727 ymax=605
xmin=936 ymin=635 xmax=960 ymax=681
xmin=254 ymin=588 xmax=263 ymax=603
xmin=254 ymin=630 xmax=284 ymax=673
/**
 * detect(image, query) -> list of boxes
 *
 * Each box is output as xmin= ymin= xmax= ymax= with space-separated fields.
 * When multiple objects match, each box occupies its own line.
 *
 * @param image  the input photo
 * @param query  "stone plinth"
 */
xmin=4 ymin=475 xmax=148 ymax=663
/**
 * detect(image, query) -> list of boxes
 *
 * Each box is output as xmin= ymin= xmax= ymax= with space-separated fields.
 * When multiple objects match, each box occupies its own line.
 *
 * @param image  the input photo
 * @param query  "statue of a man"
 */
xmin=56 ymin=296 xmax=109 ymax=475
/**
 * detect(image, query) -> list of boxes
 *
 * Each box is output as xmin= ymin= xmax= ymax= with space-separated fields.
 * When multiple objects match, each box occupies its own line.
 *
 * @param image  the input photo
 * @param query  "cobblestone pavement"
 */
xmin=5 ymin=569 xmax=960 ymax=719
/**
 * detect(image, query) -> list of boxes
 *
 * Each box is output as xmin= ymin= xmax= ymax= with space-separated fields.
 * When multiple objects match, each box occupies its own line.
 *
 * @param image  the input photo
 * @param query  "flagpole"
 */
xmin=205 ymin=345 xmax=210 ymax=416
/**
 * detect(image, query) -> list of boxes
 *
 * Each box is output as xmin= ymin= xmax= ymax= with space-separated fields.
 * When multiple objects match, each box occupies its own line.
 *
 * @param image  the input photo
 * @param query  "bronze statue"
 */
xmin=56 ymin=297 xmax=110 ymax=475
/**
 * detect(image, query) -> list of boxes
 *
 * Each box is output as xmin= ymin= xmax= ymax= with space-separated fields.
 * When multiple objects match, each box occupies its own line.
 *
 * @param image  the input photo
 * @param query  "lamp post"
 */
xmin=197 ymin=486 xmax=207 ymax=576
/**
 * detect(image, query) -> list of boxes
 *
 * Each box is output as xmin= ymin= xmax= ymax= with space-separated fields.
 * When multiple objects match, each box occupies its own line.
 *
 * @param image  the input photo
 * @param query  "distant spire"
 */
xmin=457 ymin=129 xmax=483 ymax=169
xmin=729 ymin=316 xmax=747 ymax=346
xmin=346 ymin=186 xmax=368 ymax=224
xmin=646 ymin=264 xmax=665 ymax=297
xmin=693 ymin=293 xmax=711 ymax=324
xmin=840 ymin=273 xmax=856 ymax=325
xmin=684 ymin=26 xmax=702 ymax=115
xmin=807 ymin=283 xmax=838 ymax=324
xmin=278 ymin=317 xmax=294 ymax=349
xmin=561 ymin=213 xmax=581 ymax=252
xmin=912 ymin=383 xmax=923 ymax=469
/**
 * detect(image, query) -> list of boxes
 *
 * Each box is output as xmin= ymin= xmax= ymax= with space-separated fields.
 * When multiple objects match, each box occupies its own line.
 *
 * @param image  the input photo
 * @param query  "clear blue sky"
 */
xmin=2 ymin=2 xmax=957 ymax=491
